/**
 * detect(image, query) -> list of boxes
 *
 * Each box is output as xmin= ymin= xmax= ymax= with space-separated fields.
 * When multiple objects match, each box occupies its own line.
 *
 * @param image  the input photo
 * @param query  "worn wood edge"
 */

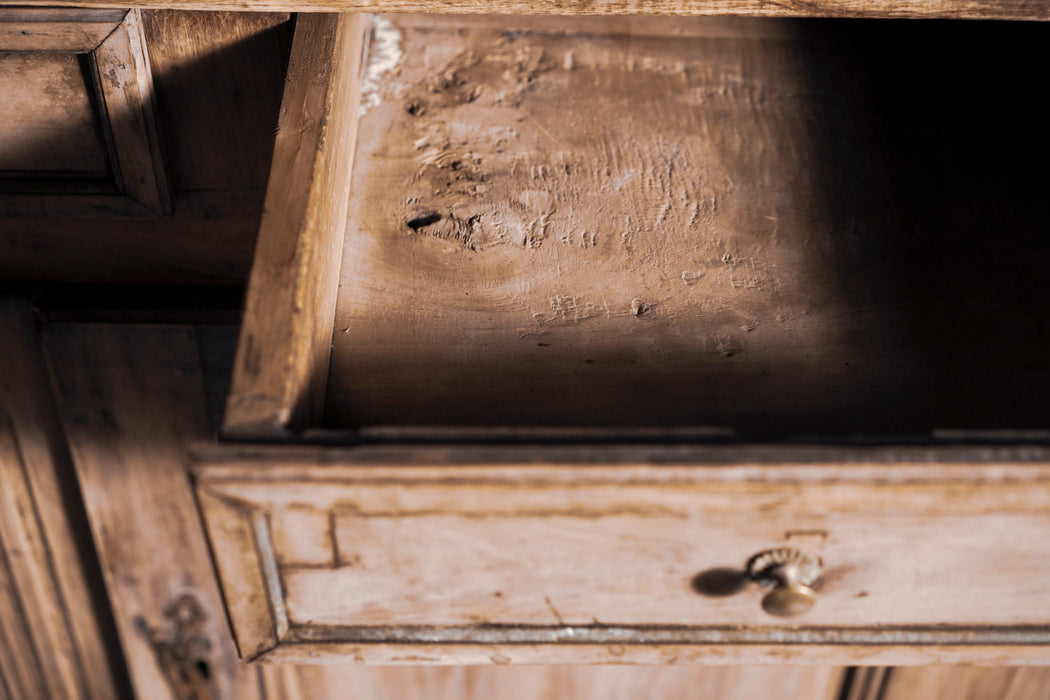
xmin=254 ymin=641 xmax=1050 ymax=666
xmin=44 ymin=324 xmax=262 ymax=700
xmin=197 ymin=484 xmax=1050 ymax=664
xmin=93 ymin=9 xmax=173 ymax=214
xmin=224 ymin=12 xmax=368 ymax=440
xmin=0 ymin=1 xmax=1047 ymax=21
xmin=0 ymin=416 xmax=83 ymax=698
xmin=191 ymin=443 xmax=1050 ymax=483
xmin=195 ymin=487 xmax=284 ymax=661
xmin=0 ymin=10 xmax=125 ymax=51
xmin=0 ymin=8 xmax=127 ymax=22
xmin=0 ymin=300 xmax=123 ymax=699
xmin=285 ymin=624 xmax=1050 ymax=646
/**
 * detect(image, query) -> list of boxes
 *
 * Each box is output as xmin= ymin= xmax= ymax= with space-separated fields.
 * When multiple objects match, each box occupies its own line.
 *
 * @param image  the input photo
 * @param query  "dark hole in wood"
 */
xmin=406 ymin=211 xmax=442 ymax=230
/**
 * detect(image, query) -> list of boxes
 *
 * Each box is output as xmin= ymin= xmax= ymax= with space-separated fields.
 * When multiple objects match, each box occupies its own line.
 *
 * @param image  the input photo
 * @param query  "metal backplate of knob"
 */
xmin=746 ymin=548 xmax=823 ymax=617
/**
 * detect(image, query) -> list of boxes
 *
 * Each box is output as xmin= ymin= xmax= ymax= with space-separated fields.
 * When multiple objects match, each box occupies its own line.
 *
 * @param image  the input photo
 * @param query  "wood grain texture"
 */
xmin=92 ymin=9 xmax=172 ymax=214
xmin=881 ymin=667 xmax=1050 ymax=700
xmin=225 ymin=13 xmax=368 ymax=438
xmin=194 ymin=444 xmax=1050 ymax=664
xmin=0 ymin=9 xmax=124 ymax=52
xmin=0 ymin=192 xmax=261 ymax=284
xmin=0 ymin=299 xmax=123 ymax=700
xmin=328 ymin=16 xmax=1050 ymax=435
xmin=0 ymin=1 xmax=1047 ymax=21
xmin=259 ymin=665 xmax=844 ymax=700
xmin=139 ymin=10 xmax=292 ymax=192
xmin=47 ymin=324 xmax=261 ymax=700
xmin=1 ymin=11 xmax=290 ymax=284
xmin=0 ymin=52 xmax=110 ymax=176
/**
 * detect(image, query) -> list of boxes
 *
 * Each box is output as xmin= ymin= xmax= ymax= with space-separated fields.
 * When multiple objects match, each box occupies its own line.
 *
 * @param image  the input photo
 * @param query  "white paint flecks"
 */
xmin=359 ymin=17 xmax=402 ymax=117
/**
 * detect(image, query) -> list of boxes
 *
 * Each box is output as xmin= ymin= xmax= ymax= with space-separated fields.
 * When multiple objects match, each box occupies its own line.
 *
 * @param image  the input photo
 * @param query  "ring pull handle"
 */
xmin=746 ymin=548 xmax=823 ymax=617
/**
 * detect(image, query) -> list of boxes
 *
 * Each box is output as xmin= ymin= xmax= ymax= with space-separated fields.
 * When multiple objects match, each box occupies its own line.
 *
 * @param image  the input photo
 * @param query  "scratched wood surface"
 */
xmin=195 ymin=443 xmax=1050 ymax=664
xmin=0 ymin=9 xmax=125 ymax=51
xmin=225 ymin=13 xmax=369 ymax=438
xmin=326 ymin=16 xmax=1050 ymax=436
xmin=2 ymin=0 xmax=1048 ymax=21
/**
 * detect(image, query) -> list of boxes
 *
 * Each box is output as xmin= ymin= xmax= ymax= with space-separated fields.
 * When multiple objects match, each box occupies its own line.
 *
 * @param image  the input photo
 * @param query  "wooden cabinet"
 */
xmin=197 ymin=444 xmax=1050 ymax=664
xmin=196 ymin=12 xmax=1050 ymax=665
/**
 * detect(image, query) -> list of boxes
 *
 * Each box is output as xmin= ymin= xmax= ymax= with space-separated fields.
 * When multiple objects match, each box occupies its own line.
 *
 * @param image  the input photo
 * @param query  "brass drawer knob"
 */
xmin=746 ymin=548 xmax=823 ymax=617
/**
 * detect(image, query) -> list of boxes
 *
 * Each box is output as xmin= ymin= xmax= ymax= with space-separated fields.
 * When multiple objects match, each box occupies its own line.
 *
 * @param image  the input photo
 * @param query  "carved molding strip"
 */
xmin=0 ymin=9 xmax=171 ymax=214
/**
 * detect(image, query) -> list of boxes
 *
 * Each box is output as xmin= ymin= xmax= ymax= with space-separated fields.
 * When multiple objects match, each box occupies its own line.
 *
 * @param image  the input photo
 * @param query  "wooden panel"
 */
xmin=0 ymin=191 xmax=261 ymax=284
xmin=0 ymin=9 xmax=125 ymax=52
xmin=0 ymin=299 xmax=122 ymax=699
xmin=224 ymin=13 xmax=369 ymax=438
xmin=195 ymin=444 xmax=1050 ymax=664
xmin=140 ymin=11 xmax=292 ymax=192
xmin=327 ymin=16 xmax=1050 ymax=435
xmin=1 ymin=0 xmax=1047 ymax=21
xmin=0 ymin=52 xmax=110 ymax=176
xmin=881 ymin=667 xmax=1050 ymax=700
xmin=0 ymin=11 xmax=291 ymax=285
xmin=92 ymin=9 xmax=172 ymax=213
xmin=47 ymin=324 xmax=263 ymax=700
xmin=260 ymin=665 xmax=844 ymax=700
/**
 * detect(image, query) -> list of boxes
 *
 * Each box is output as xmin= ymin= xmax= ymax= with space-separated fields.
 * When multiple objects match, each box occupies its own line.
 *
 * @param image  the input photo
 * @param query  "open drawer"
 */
xmin=196 ymin=13 xmax=1050 ymax=664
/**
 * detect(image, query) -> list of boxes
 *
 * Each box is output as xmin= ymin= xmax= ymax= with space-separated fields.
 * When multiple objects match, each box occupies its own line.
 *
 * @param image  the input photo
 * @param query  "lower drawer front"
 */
xmin=194 ymin=446 xmax=1050 ymax=664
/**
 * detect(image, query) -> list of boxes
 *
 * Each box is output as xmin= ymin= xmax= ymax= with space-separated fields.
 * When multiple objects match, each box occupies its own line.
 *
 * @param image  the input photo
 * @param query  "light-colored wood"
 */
xmin=881 ymin=667 xmax=1050 ymax=700
xmin=47 ymin=324 xmax=262 ymax=700
xmin=194 ymin=444 xmax=1050 ymax=664
xmin=0 ymin=9 xmax=125 ymax=52
xmin=224 ymin=12 xmax=368 ymax=438
xmin=259 ymin=665 xmax=844 ymax=700
xmin=841 ymin=667 xmax=892 ymax=700
xmin=0 ymin=0 xmax=1047 ymax=21
xmin=328 ymin=15 xmax=1050 ymax=434
xmin=0 ymin=299 xmax=122 ymax=699
xmin=258 ymin=643 xmax=1050 ymax=666
xmin=92 ymin=9 xmax=172 ymax=214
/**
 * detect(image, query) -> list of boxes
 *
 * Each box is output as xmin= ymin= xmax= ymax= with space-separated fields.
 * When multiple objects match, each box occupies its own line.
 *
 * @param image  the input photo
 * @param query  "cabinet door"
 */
xmin=0 ymin=299 xmax=122 ymax=699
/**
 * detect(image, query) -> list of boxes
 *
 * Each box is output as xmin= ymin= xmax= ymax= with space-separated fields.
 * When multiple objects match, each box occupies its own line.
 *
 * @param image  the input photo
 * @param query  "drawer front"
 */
xmin=194 ymin=446 xmax=1050 ymax=664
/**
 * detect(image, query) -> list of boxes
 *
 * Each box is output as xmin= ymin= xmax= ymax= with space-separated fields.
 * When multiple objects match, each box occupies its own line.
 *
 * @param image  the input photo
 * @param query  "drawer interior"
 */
xmin=321 ymin=16 xmax=1050 ymax=438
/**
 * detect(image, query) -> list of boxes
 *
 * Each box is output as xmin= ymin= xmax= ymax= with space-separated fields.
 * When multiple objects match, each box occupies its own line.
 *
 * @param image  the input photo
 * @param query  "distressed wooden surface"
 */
xmin=0 ymin=9 xmax=125 ymax=51
xmin=328 ymin=16 xmax=1050 ymax=436
xmin=0 ymin=11 xmax=291 ymax=284
xmin=880 ymin=667 xmax=1050 ymax=700
xmin=260 ymin=665 xmax=844 ymax=699
xmin=1 ymin=0 xmax=1048 ymax=21
xmin=47 ymin=324 xmax=262 ymax=700
xmin=93 ymin=9 xmax=173 ymax=213
xmin=0 ymin=299 xmax=124 ymax=699
xmin=0 ymin=52 xmax=110 ymax=176
xmin=225 ymin=13 xmax=368 ymax=437
xmin=195 ymin=444 xmax=1050 ymax=664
